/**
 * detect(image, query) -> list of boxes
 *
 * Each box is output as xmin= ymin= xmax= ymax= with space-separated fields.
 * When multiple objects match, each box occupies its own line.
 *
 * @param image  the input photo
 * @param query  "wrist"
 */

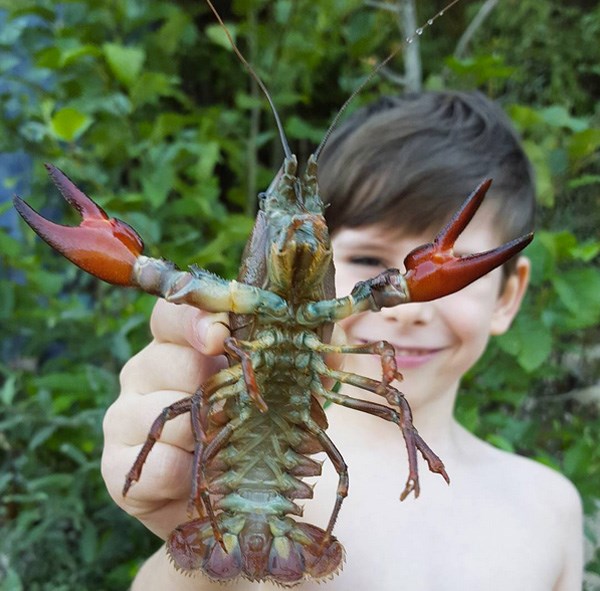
xmin=132 ymin=545 xmax=243 ymax=591
xmin=132 ymin=545 xmax=197 ymax=591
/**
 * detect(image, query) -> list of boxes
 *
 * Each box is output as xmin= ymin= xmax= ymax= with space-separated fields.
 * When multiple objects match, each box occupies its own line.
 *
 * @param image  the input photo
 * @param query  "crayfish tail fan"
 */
xmin=167 ymin=516 xmax=343 ymax=584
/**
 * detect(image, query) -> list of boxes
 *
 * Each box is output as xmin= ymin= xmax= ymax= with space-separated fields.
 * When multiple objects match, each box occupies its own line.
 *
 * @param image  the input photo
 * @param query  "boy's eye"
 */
xmin=349 ymin=256 xmax=385 ymax=268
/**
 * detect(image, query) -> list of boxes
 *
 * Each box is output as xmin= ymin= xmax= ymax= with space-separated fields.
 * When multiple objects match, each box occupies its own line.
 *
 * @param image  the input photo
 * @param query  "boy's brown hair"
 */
xmin=318 ymin=91 xmax=536 ymax=274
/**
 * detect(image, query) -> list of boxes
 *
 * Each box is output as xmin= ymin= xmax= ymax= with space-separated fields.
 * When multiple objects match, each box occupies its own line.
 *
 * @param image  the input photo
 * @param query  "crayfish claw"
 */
xmin=403 ymin=179 xmax=533 ymax=302
xmin=436 ymin=178 xmax=492 ymax=249
xmin=413 ymin=431 xmax=450 ymax=485
xmin=14 ymin=165 xmax=144 ymax=286
xmin=400 ymin=478 xmax=419 ymax=501
xmin=44 ymin=163 xmax=108 ymax=220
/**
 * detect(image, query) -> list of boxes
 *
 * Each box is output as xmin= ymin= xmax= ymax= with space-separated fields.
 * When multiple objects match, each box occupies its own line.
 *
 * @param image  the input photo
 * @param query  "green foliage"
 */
xmin=448 ymin=2 xmax=600 ymax=586
xmin=0 ymin=0 xmax=598 ymax=588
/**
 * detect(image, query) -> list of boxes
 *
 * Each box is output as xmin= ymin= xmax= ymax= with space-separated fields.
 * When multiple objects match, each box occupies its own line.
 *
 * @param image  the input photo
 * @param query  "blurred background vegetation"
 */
xmin=0 ymin=0 xmax=598 ymax=589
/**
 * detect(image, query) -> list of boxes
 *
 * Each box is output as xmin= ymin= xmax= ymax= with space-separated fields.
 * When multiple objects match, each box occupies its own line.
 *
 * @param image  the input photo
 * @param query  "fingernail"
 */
xmin=194 ymin=317 xmax=212 ymax=352
xmin=195 ymin=316 xmax=228 ymax=355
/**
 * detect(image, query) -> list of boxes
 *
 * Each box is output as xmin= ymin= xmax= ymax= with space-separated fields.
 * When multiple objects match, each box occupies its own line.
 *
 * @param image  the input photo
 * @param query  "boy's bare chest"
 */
xmin=259 ymin=411 xmax=562 ymax=591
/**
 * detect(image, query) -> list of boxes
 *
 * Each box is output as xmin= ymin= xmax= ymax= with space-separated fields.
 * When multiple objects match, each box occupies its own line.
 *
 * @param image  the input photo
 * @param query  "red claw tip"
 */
xmin=404 ymin=181 xmax=533 ymax=302
xmin=14 ymin=165 xmax=144 ymax=286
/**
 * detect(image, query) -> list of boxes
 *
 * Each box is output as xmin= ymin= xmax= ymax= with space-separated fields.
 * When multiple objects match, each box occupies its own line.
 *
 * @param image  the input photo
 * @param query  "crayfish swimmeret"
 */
xmin=14 ymin=1 xmax=533 ymax=586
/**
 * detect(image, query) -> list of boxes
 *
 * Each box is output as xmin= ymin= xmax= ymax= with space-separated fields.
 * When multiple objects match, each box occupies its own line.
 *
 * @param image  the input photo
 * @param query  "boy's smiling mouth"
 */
xmin=394 ymin=346 xmax=442 ymax=356
xmin=392 ymin=346 xmax=446 ymax=369
xmin=357 ymin=339 xmax=447 ymax=369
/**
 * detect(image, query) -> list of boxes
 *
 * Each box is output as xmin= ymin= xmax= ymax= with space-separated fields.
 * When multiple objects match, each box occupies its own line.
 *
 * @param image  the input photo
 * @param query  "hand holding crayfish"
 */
xmin=101 ymin=301 xmax=229 ymax=541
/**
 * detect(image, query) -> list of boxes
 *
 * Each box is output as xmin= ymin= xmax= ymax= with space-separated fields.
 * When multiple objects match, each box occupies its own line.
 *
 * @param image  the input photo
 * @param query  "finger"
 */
xmin=102 ymin=441 xmax=192 ymax=503
xmin=102 ymin=440 xmax=193 ymax=537
xmin=119 ymin=340 xmax=226 ymax=395
xmin=325 ymin=323 xmax=348 ymax=373
xmin=150 ymin=299 xmax=230 ymax=355
xmin=104 ymin=389 xmax=196 ymax=448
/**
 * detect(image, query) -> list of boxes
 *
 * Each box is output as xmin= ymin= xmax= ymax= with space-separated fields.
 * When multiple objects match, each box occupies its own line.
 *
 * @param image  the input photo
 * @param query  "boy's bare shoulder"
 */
xmin=461 ymin=427 xmax=582 ymax=517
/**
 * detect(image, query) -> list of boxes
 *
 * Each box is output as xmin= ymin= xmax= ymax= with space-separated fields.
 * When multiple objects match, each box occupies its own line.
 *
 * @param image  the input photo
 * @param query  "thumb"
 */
xmin=194 ymin=313 xmax=231 ymax=356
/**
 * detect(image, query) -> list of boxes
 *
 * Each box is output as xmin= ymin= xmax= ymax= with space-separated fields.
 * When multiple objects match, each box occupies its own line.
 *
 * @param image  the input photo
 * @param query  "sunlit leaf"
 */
xmin=205 ymin=23 xmax=236 ymax=50
xmin=49 ymin=107 xmax=92 ymax=142
xmin=102 ymin=43 xmax=145 ymax=88
xmin=568 ymin=128 xmax=600 ymax=161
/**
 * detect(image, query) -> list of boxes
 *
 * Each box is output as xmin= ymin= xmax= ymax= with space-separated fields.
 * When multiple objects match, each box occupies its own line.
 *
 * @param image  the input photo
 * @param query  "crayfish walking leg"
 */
xmin=122 ymin=396 xmax=194 ymax=496
xmin=302 ymin=416 xmax=348 ymax=542
xmin=311 ymin=358 xmax=449 ymax=500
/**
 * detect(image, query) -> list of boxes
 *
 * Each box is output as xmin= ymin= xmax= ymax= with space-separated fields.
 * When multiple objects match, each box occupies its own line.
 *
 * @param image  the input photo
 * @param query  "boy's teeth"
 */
xmin=395 ymin=348 xmax=428 ymax=356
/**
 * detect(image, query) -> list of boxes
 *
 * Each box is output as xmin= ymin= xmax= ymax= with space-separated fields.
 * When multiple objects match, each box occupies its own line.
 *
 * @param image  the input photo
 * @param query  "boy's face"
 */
xmin=331 ymin=206 xmax=529 ymax=408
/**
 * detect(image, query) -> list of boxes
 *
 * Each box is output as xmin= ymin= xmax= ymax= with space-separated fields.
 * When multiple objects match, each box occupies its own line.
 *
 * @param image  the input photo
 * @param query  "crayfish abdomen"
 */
xmin=165 ymin=331 xmax=345 ymax=583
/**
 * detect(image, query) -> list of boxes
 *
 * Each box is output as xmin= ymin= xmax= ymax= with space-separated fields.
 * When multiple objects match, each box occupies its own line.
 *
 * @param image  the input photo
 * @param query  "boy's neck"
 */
xmin=330 ymin=379 xmax=465 ymax=455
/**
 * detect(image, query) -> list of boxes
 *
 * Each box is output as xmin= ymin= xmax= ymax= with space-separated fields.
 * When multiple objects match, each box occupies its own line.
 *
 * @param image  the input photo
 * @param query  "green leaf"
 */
xmin=33 ymin=371 xmax=91 ymax=395
xmin=496 ymin=315 xmax=552 ymax=372
xmin=0 ymin=230 xmax=22 ymax=258
xmin=522 ymin=140 xmax=554 ymax=207
xmin=131 ymin=72 xmax=179 ymax=107
xmin=538 ymin=230 xmax=578 ymax=262
xmin=140 ymin=161 xmax=176 ymax=208
xmin=60 ymin=443 xmax=90 ymax=466
xmin=235 ymin=92 xmax=264 ymax=110
xmin=205 ymin=23 xmax=237 ymax=51
xmin=195 ymin=141 xmax=220 ymax=179
xmin=1 ymin=375 xmax=16 ymax=405
xmin=552 ymin=268 xmax=600 ymax=328
xmin=28 ymin=425 xmax=57 ymax=450
xmin=539 ymin=106 xmax=588 ymax=132
xmin=103 ymin=43 xmax=145 ymax=88
xmin=507 ymin=104 xmax=543 ymax=132
xmin=61 ymin=44 xmax=102 ymax=67
xmin=0 ymin=567 xmax=23 ymax=591
xmin=28 ymin=473 xmax=74 ymax=492
xmin=445 ymin=55 xmax=515 ymax=85
xmin=286 ymin=115 xmax=325 ymax=143
xmin=568 ymin=128 xmax=600 ymax=161
xmin=156 ymin=10 xmax=195 ymax=54
xmin=568 ymin=241 xmax=600 ymax=262
xmin=486 ymin=434 xmax=515 ymax=452
xmin=80 ymin=519 xmax=99 ymax=564
xmin=49 ymin=107 xmax=92 ymax=142
xmin=563 ymin=440 xmax=593 ymax=478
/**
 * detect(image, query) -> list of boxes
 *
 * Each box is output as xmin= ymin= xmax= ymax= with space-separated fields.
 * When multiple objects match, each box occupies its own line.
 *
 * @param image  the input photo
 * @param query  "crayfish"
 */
xmin=13 ymin=1 xmax=533 ymax=586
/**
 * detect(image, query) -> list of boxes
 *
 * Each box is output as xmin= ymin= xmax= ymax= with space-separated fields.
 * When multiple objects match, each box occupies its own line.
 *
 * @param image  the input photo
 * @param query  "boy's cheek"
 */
xmin=333 ymin=263 xmax=360 ymax=295
xmin=336 ymin=316 xmax=356 ymax=338
xmin=442 ymin=267 xmax=503 ymax=304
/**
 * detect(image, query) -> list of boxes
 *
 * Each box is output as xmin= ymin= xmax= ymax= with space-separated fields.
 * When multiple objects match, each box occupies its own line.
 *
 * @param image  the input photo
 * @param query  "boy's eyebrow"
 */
xmin=334 ymin=228 xmax=431 ymax=249
xmin=333 ymin=228 xmax=392 ymax=246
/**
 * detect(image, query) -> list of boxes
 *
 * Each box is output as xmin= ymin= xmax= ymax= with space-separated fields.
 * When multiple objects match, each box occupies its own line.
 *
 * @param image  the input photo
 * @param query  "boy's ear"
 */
xmin=490 ymin=256 xmax=530 ymax=336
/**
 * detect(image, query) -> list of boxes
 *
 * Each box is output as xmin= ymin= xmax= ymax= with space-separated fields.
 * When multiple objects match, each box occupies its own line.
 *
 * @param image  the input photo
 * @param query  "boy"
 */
xmin=102 ymin=92 xmax=583 ymax=590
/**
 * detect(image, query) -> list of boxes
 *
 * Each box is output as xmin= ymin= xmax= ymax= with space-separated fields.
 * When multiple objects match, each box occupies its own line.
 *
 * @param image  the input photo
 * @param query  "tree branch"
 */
xmin=363 ymin=0 xmax=400 ymax=13
xmin=396 ymin=0 xmax=421 ymax=92
xmin=379 ymin=65 xmax=407 ymax=86
xmin=364 ymin=0 xmax=422 ymax=91
xmin=454 ymin=0 xmax=500 ymax=59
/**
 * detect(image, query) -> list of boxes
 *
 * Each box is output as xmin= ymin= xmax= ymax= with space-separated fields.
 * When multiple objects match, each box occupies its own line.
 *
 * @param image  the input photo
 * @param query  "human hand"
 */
xmin=101 ymin=298 xmax=230 ymax=539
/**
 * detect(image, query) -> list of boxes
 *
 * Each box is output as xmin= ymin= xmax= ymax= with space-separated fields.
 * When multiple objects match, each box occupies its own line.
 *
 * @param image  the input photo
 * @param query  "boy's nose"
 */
xmin=379 ymin=300 xmax=433 ymax=326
